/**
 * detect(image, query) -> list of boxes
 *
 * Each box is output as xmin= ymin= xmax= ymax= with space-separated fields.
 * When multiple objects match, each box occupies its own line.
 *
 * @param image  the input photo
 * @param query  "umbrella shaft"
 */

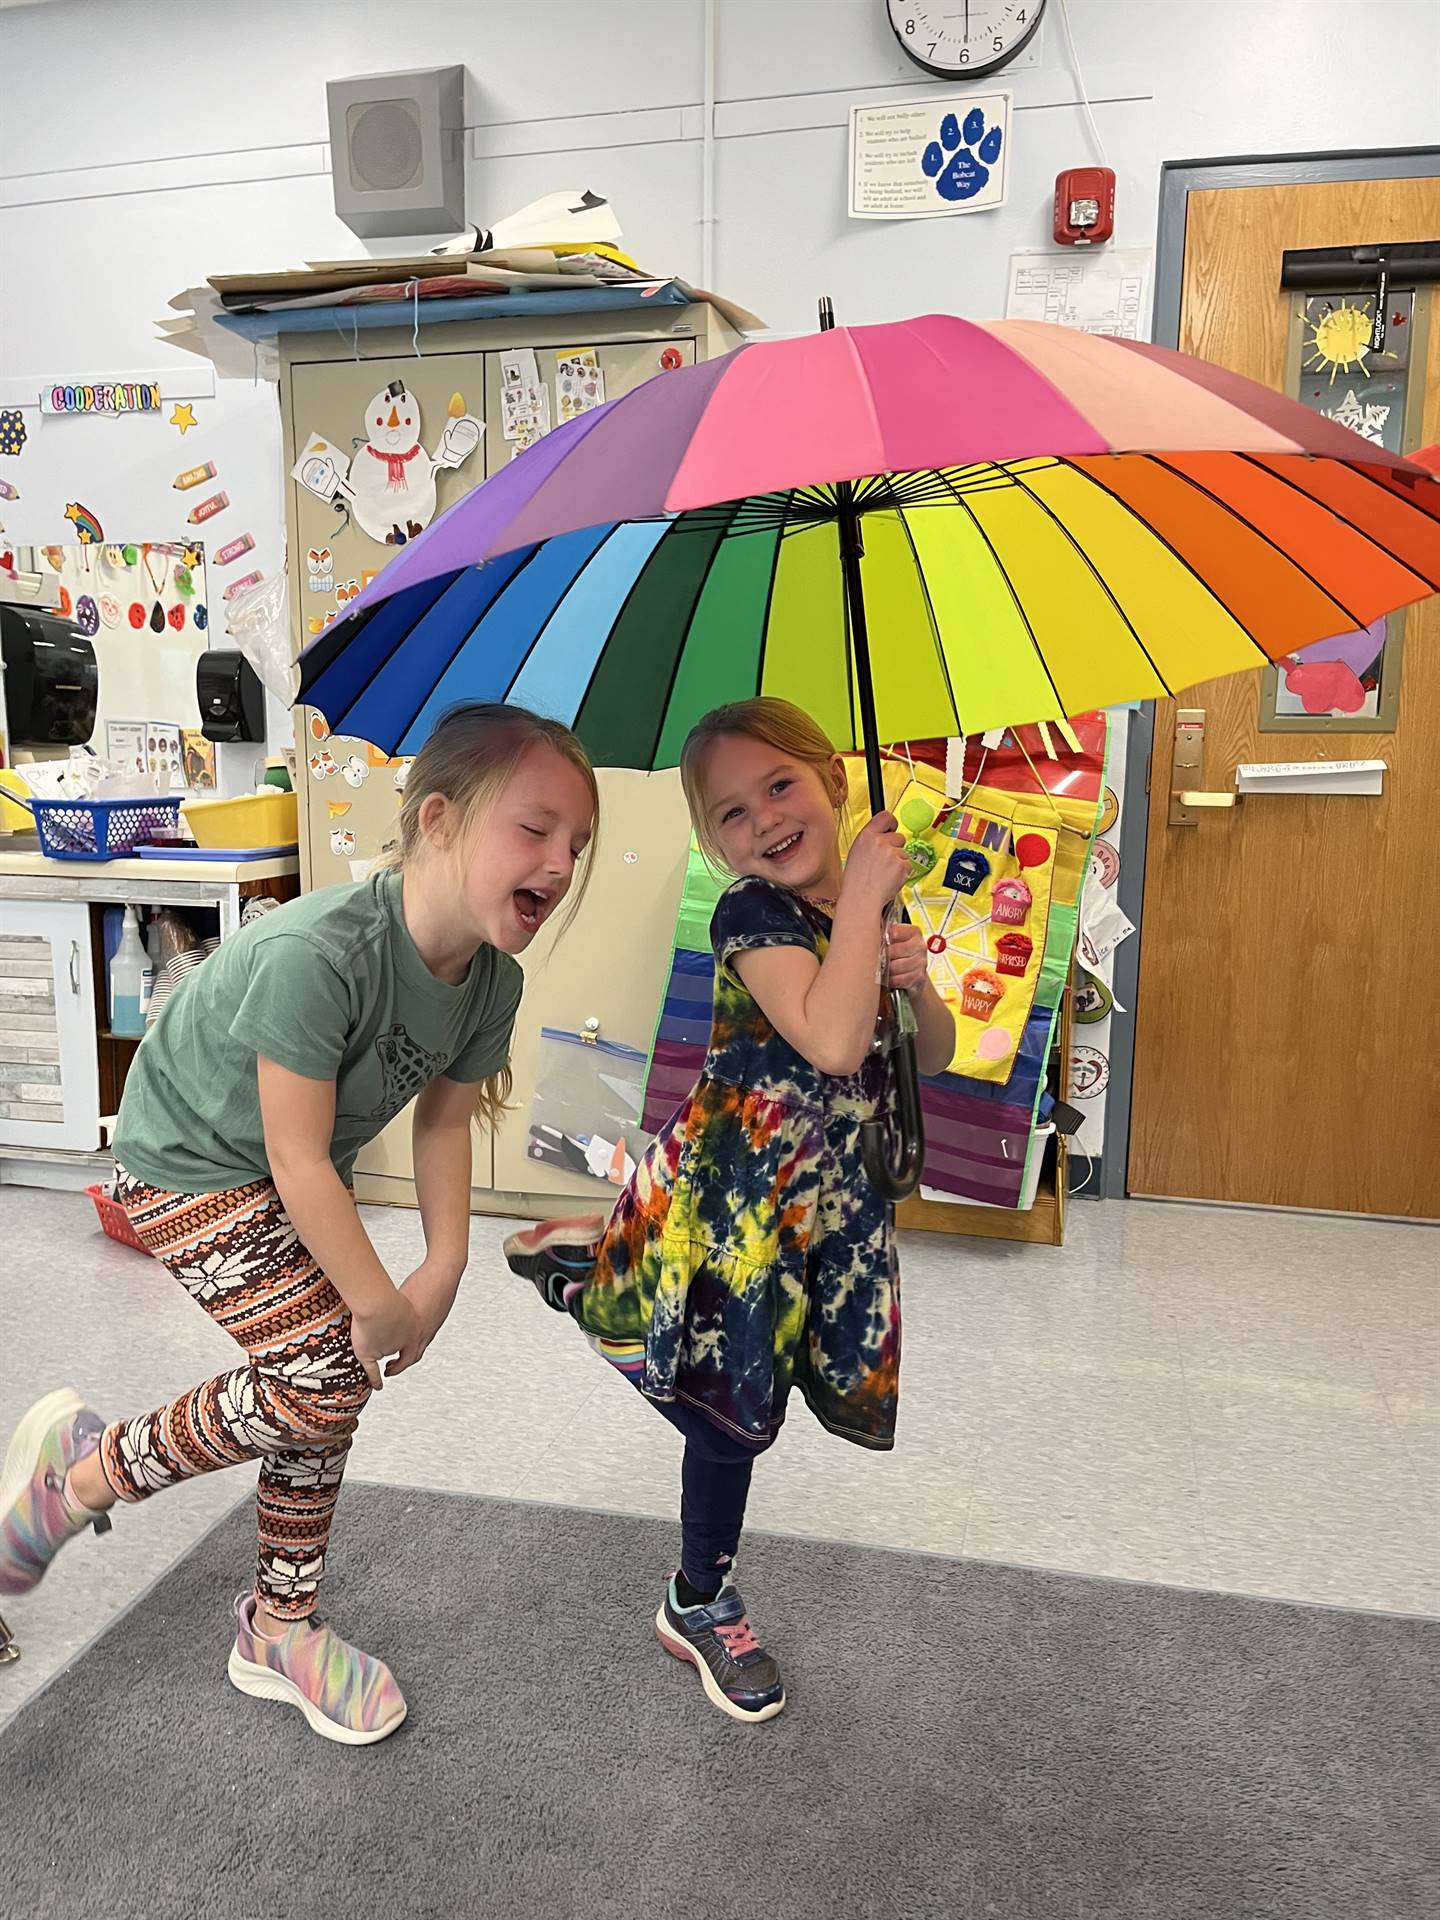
xmin=835 ymin=479 xmax=886 ymax=818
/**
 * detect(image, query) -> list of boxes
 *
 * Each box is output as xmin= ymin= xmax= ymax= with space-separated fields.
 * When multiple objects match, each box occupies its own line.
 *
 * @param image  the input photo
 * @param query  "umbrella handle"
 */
xmin=860 ymin=993 xmax=925 ymax=1203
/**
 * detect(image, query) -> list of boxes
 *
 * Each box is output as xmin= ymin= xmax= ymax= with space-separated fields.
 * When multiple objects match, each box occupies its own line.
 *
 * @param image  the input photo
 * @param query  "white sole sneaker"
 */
xmin=226 ymin=1645 xmax=407 ymax=1747
xmin=655 ymin=1602 xmax=787 ymax=1725
xmin=0 ymin=1387 xmax=83 ymax=1520
xmin=502 ymin=1216 xmax=606 ymax=1261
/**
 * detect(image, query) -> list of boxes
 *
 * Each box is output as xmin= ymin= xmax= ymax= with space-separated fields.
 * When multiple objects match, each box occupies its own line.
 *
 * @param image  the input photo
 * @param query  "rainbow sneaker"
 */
xmin=0 ymin=1388 xmax=112 ymax=1597
xmin=655 ymin=1576 xmax=786 ymax=1724
xmin=227 ymin=1592 xmax=407 ymax=1746
xmin=503 ymin=1216 xmax=605 ymax=1311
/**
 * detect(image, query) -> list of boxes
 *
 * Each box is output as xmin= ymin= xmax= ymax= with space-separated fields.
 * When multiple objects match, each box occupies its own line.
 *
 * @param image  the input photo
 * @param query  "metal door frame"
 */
xmin=1099 ymin=145 xmax=1440 ymax=1200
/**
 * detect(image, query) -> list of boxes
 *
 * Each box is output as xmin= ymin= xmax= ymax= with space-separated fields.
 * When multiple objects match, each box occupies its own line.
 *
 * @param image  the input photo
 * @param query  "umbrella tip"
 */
xmin=818 ymin=295 xmax=835 ymax=333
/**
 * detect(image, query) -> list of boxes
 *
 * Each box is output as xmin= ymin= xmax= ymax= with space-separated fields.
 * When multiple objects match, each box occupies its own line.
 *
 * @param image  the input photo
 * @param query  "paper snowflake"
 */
xmin=0 ymin=410 xmax=27 ymax=458
xmin=1327 ymin=388 xmax=1391 ymax=445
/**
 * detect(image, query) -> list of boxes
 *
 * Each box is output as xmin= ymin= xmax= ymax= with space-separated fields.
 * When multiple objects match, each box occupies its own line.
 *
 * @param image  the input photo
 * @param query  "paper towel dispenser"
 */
xmin=0 ymin=604 xmax=97 ymax=746
xmin=196 ymin=648 xmax=265 ymax=743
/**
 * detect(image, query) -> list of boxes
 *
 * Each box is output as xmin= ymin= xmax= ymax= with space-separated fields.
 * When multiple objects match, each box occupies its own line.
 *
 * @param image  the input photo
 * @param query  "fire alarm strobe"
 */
xmin=1054 ymin=166 xmax=1115 ymax=246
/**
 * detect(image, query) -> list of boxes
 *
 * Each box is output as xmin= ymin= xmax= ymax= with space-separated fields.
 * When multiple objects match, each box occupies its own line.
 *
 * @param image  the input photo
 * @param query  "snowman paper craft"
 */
xmin=290 ymin=382 xmax=482 ymax=548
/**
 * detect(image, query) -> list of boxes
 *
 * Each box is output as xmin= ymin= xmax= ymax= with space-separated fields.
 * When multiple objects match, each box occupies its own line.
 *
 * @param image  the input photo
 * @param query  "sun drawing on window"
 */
xmin=1303 ymin=300 xmax=1376 ymax=385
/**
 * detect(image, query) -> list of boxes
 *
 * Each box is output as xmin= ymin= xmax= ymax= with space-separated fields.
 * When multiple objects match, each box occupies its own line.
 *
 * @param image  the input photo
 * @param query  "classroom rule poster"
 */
xmin=849 ymin=93 xmax=1011 ymax=219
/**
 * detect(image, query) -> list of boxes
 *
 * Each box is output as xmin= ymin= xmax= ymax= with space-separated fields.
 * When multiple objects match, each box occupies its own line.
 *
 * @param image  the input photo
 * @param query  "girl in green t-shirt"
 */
xmin=0 ymin=703 xmax=596 ymax=1745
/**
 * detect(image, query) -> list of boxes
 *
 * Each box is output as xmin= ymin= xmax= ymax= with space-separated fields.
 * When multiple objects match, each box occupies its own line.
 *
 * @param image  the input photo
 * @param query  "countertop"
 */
xmin=0 ymin=845 xmax=300 ymax=886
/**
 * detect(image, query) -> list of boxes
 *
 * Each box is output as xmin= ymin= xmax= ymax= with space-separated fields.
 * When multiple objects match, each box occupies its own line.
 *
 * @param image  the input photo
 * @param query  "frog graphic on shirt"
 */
xmin=371 ymin=1024 xmax=449 ymax=1121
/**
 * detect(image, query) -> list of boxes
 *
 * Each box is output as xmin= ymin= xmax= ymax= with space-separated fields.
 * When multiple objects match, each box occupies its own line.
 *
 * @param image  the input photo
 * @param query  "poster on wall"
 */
xmin=849 ymin=94 xmax=1011 ymax=219
xmin=1005 ymin=248 xmax=1152 ymax=341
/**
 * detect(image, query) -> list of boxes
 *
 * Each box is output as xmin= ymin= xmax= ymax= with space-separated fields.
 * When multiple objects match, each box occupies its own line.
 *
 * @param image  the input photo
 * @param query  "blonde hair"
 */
xmin=679 ymin=697 xmax=843 ymax=874
xmin=386 ymin=701 xmax=599 ymax=1131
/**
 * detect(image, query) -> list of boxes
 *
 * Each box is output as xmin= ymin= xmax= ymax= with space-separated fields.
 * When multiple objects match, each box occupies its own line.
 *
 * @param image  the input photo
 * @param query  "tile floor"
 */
xmin=1 ymin=1181 xmax=1436 ymax=1727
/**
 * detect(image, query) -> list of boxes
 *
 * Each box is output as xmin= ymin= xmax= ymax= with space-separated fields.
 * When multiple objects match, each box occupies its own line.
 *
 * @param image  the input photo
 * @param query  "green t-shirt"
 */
xmin=114 ymin=868 xmax=522 ymax=1194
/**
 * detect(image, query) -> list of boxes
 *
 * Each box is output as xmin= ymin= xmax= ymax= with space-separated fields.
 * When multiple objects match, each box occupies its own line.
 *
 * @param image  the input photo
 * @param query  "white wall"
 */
xmin=0 ymin=0 xmax=1436 ymax=727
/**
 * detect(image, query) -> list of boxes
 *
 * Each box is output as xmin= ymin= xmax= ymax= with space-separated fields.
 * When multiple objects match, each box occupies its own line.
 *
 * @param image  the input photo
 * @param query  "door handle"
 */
xmin=1169 ymin=707 xmax=1240 ymax=825
xmin=69 ymin=940 xmax=81 ymax=994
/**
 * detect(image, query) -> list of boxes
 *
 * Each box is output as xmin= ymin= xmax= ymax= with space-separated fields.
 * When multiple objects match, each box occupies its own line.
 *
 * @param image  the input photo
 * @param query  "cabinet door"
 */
xmin=492 ymin=767 xmax=691 ymax=1200
xmin=482 ymin=337 xmax=696 ymax=478
xmin=0 ymin=902 xmax=99 ymax=1151
xmin=290 ymin=348 xmax=490 ymax=893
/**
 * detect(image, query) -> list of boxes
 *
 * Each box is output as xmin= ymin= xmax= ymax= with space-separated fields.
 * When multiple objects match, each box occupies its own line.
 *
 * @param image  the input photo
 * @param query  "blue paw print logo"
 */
xmin=922 ymin=107 xmax=1004 ymax=203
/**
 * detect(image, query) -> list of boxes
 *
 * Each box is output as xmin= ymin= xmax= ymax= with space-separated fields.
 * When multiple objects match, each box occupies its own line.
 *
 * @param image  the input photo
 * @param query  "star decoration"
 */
xmin=170 ymin=403 xmax=197 ymax=435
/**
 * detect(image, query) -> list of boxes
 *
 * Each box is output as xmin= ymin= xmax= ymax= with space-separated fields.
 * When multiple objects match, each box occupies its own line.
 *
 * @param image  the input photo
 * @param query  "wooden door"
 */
xmin=1129 ymin=177 xmax=1440 ymax=1217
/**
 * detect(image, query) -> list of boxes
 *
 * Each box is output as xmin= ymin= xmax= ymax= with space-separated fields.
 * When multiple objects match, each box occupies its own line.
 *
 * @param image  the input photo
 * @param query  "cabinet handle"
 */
xmin=69 ymin=940 xmax=81 ymax=995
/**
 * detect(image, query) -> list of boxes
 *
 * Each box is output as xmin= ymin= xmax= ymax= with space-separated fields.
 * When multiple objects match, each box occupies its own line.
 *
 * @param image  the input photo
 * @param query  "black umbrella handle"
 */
xmin=860 ymin=988 xmax=925 ymax=1203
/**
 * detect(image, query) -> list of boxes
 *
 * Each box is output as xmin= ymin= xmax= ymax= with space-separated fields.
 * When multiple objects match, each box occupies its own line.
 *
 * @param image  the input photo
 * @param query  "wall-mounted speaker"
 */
xmin=326 ymin=66 xmax=466 ymax=240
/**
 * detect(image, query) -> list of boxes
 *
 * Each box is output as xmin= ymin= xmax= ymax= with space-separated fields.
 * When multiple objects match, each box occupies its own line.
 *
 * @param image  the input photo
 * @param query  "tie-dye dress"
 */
xmin=575 ymin=876 xmax=900 ymax=1451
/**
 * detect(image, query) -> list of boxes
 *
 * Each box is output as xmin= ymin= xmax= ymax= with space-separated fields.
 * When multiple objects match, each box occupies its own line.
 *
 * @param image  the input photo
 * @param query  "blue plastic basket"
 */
xmin=21 ymin=794 xmax=183 ymax=862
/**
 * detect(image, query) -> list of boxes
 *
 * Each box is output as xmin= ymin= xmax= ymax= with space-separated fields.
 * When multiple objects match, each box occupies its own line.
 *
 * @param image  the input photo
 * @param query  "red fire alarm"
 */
xmin=1053 ymin=166 xmax=1116 ymax=246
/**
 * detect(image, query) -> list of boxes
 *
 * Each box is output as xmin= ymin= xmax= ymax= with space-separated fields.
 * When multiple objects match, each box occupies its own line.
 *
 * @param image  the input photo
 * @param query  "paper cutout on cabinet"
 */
xmin=291 ymin=381 xmax=482 ymax=546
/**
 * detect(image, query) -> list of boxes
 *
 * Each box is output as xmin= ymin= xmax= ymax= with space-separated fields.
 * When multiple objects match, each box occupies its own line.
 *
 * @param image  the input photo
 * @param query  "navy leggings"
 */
xmin=652 ymin=1396 xmax=775 ymax=1591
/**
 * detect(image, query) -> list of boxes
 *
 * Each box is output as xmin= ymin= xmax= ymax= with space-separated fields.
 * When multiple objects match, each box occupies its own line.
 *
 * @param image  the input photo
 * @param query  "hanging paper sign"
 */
xmin=42 ymin=382 xmax=162 ymax=415
xmin=187 ymin=491 xmax=229 ymax=525
xmin=214 ymin=531 xmax=255 ymax=566
xmin=555 ymin=348 xmax=605 ymax=423
xmin=292 ymin=384 xmax=481 ymax=548
xmin=349 ymin=380 xmax=482 ymax=545
xmin=223 ymin=569 xmax=264 ymax=600
xmin=63 ymin=502 xmax=104 ymax=544
xmin=173 ymin=461 xmax=217 ymax=492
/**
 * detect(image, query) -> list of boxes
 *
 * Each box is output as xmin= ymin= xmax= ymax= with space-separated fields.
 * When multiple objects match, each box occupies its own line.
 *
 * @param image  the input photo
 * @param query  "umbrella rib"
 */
xmin=391 ymin=544 xmax=547 ymax=748
xmin=1147 ymin=455 xmax=1372 ymax=635
xmin=1073 ymin=459 xmax=1272 ymax=667
xmin=569 ymin=524 xmax=662 ymax=723
xmin=893 ymin=504 xmax=964 ymax=737
xmin=643 ymin=504 xmax=742 ymax=769
xmin=934 ymin=471 xmax=1069 ymax=718
xmin=300 ymin=564 xmax=460 ymax=709
xmin=1005 ymin=462 xmax=1177 ymax=696
xmin=1238 ymin=452 xmax=1440 ymax=593
xmin=753 ymin=492 xmax=793 ymax=706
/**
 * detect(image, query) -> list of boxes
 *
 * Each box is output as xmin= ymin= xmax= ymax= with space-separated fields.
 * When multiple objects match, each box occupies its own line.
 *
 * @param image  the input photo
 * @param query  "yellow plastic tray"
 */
xmin=181 ymin=789 xmax=298 ymax=849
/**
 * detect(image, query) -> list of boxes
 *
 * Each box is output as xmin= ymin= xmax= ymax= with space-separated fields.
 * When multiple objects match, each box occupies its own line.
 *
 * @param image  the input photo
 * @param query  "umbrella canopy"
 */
xmin=299 ymin=314 xmax=1440 ymax=763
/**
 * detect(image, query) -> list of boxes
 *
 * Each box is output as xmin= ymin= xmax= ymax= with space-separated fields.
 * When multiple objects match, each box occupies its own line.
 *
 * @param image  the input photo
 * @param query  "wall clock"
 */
xmin=887 ymin=1 xmax=1047 ymax=80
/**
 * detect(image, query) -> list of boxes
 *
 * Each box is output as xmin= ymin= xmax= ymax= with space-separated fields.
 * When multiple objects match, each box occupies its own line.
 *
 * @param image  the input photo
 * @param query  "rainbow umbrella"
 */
xmin=300 ymin=307 xmax=1440 ymax=1195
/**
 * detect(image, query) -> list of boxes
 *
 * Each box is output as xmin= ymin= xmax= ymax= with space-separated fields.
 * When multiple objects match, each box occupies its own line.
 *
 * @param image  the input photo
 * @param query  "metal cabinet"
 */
xmin=0 ymin=901 xmax=99 ymax=1152
xmin=281 ymin=306 xmax=735 ymax=1210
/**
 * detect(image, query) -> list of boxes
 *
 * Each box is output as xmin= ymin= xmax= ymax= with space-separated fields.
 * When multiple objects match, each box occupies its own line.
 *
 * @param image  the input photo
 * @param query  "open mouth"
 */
xmin=762 ymin=832 xmax=803 ymax=863
xmin=513 ymin=887 xmax=552 ymax=932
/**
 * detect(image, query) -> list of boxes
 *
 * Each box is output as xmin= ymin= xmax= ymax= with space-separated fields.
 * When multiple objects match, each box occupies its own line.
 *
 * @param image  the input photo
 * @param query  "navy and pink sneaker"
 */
xmin=503 ymin=1216 xmax=605 ymax=1312
xmin=655 ymin=1575 xmax=786 ymax=1723
xmin=0 ymin=1389 xmax=112 ymax=1597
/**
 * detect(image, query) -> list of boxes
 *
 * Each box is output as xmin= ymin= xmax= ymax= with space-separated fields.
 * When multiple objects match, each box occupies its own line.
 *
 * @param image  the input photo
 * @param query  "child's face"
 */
xmin=457 ymin=741 xmax=595 ymax=954
xmin=702 ymin=731 xmax=844 ymax=893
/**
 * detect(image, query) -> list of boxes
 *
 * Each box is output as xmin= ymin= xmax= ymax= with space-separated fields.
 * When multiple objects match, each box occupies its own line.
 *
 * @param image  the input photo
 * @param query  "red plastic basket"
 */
xmin=85 ymin=1184 xmax=150 ymax=1254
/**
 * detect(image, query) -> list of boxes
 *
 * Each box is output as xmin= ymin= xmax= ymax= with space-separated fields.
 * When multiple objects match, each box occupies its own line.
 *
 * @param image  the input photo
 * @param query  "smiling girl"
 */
xmin=505 ymin=697 xmax=954 ymax=1723
xmin=0 ymin=703 xmax=597 ymax=1745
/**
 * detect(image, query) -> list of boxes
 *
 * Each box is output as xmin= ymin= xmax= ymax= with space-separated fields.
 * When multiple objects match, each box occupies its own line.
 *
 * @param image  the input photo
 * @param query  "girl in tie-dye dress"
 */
xmin=506 ymin=698 xmax=956 ymax=1723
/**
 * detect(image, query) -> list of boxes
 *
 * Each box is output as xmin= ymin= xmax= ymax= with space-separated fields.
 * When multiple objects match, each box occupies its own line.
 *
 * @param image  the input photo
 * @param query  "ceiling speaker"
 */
xmin=326 ymin=66 xmax=465 ymax=239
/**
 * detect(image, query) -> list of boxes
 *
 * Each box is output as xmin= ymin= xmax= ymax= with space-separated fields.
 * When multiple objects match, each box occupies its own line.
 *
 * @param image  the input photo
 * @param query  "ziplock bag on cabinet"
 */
xmin=528 ymin=1028 xmax=649 ymax=1187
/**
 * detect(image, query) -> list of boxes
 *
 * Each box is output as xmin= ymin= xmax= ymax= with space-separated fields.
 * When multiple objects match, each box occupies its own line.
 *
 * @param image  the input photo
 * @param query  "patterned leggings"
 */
xmin=105 ymin=1169 xmax=372 ymax=1619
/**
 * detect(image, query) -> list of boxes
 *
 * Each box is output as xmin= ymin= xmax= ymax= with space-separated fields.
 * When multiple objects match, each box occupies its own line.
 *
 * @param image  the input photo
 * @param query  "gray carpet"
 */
xmin=0 ymin=1483 xmax=1434 ymax=1920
